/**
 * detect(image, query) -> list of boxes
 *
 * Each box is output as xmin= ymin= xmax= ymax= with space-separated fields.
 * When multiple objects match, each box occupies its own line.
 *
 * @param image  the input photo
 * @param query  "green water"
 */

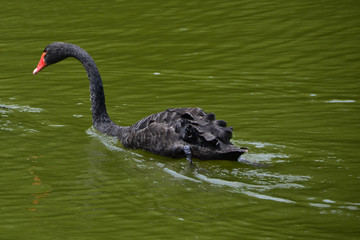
xmin=1 ymin=0 xmax=359 ymax=239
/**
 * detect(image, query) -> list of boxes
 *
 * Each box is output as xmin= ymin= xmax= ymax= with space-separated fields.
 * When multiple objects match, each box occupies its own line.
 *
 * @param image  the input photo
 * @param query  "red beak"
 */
xmin=33 ymin=52 xmax=47 ymax=75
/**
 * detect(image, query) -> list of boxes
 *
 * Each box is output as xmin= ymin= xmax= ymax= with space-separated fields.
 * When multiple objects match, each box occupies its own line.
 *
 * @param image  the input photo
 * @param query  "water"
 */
xmin=1 ymin=0 xmax=359 ymax=239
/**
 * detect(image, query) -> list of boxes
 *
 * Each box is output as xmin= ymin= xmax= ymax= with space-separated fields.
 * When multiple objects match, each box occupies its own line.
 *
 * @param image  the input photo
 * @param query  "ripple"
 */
xmin=86 ymin=126 xmax=123 ymax=152
xmin=87 ymin=129 xmax=309 ymax=203
xmin=243 ymin=191 xmax=295 ymax=203
xmin=0 ymin=102 xmax=43 ymax=134
xmin=236 ymin=140 xmax=286 ymax=149
xmin=195 ymin=172 xmax=296 ymax=203
xmin=162 ymin=167 xmax=201 ymax=183
xmin=325 ymin=99 xmax=356 ymax=103
xmin=309 ymin=203 xmax=331 ymax=208
xmin=245 ymin=153 xmax=290 ymax=163
xmin=86 ymin=126 xmax=146 ymax=160
xmin=0 ymin=103 xmax=43 ymax=113
xmin=234 ymin=140 xmax=289 ymax=164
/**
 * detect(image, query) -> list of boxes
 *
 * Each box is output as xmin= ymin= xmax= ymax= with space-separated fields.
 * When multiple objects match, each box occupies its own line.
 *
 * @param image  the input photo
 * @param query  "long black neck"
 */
xmin=64 ymin=44 xmax=127 ymax=136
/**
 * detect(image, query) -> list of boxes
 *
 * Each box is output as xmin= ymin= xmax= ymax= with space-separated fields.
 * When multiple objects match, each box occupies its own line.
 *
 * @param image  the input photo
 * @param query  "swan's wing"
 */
xmin=121 ymin=107 xmax=246 ymax=160
xmin=121 ymin=112 xmax=184 ymax=157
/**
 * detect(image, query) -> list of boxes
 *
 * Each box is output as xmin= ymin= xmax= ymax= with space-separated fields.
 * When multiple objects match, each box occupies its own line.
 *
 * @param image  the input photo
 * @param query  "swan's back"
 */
xmin=120 ymin=107 xmax=246 ymax=160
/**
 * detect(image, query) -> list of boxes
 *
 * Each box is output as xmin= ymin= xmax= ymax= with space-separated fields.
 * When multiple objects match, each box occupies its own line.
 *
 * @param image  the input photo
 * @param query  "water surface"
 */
xmin=1 ymin=0 xmax=359 ymax=239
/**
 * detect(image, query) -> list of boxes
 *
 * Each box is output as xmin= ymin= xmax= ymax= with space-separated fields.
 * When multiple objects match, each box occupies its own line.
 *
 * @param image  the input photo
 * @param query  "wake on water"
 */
xmin=86 ymin=126 xmax=309 ymax=204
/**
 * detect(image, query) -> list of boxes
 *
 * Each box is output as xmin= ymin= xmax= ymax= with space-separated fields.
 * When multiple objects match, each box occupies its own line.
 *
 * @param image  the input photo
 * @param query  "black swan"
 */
xmin=33 ymin=42 xmax=248 ymax=163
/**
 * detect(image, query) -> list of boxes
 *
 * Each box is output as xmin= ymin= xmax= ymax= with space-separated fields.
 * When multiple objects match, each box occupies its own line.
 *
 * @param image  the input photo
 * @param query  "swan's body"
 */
xmin=33 ymin=42 xmax=247 ymax=161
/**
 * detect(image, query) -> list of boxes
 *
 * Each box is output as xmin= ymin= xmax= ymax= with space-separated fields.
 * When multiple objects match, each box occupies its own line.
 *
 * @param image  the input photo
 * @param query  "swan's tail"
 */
xmin=172 ymin=108 xmax=248 ymax=160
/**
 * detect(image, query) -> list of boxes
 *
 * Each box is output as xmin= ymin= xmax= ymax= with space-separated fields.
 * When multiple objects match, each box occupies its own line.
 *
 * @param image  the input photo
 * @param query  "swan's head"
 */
xmin=33 ymin=42 xmax=70 ymax=75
